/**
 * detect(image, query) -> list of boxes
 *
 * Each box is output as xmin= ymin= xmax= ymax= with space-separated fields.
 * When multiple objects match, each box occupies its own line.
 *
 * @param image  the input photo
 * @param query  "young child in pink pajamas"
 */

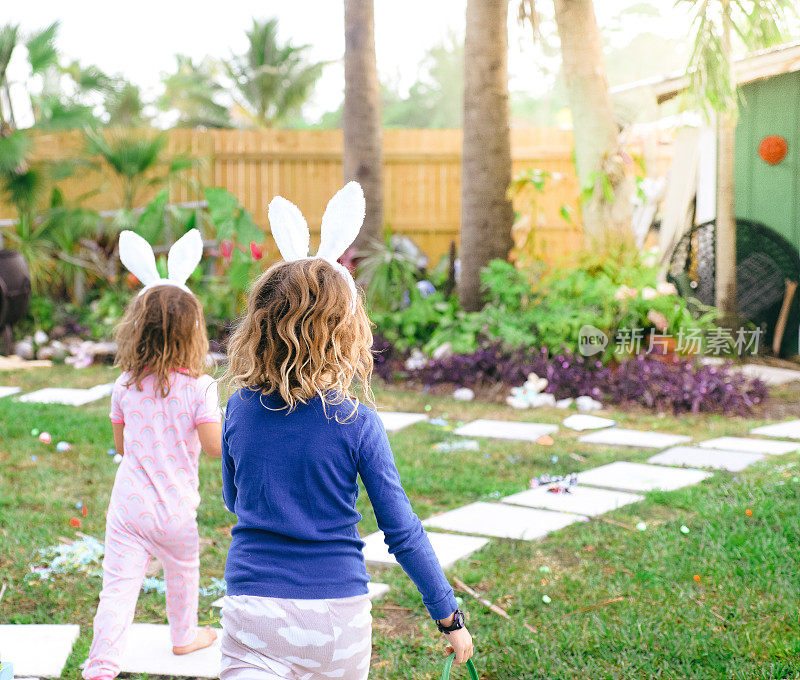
xmin=84 ymin=230 xmax=222 ymax=679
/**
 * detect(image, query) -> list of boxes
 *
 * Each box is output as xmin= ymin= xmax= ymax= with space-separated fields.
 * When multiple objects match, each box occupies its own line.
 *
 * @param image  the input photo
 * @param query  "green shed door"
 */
xmin=734 ymin=70 xmax=800 ymax=245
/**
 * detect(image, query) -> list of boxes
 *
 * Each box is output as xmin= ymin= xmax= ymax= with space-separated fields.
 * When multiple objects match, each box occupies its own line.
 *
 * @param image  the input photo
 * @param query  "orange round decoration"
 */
xmin=759 ymin=135 xmax=788 ymax=165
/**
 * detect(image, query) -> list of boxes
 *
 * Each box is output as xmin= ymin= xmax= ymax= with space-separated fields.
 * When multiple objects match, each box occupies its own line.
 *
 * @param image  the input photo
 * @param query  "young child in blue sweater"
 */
xmin=218 ymin=184 xmax=472 ymax=679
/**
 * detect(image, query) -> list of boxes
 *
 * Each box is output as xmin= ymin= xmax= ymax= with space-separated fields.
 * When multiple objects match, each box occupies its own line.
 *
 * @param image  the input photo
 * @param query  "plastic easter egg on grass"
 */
xmin=56 ymin=441 xmax=71 ymax=452
xmin=113 ymin=453 xmax=123 ymax=464
xmin=69 ymin=517 xmax=82 ymax=528
xmin=38 ymin=432 xmax=51 ymax=444
xmin=30 ymin=428 xmax=40 ymax=436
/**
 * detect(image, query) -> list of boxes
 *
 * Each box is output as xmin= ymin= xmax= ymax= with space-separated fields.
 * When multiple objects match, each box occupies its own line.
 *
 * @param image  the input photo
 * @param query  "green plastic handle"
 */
xmin=442 ymin=653 xmax=479 ymax=680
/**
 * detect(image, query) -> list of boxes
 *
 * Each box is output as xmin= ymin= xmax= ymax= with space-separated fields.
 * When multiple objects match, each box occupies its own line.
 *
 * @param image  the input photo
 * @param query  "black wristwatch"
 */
xmin=436 ymin=608 xmax=465 ymax=634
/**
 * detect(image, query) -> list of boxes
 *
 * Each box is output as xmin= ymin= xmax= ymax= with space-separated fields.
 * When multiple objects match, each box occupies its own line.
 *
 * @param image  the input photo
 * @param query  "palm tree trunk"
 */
xmin=715 ymin=4 xmax=737 ymax=319
xmin=552 ymin=0 xmax=633 ymax=244
xmin=459 ymin=0 xmax=514 ymax=311
xmin=343 ymin=0 xmax=384 ymax=251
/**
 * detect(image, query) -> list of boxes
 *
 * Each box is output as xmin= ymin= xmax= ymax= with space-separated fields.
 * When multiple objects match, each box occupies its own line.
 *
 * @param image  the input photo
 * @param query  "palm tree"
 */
xmin=158 ymin=55 xmax=231 ymax=128
xmin=224 ymin=19 xmax=325 ymax=127
xmin=0 ymin=25 xmax=19 ymax=125
xmin=459 ymin=0 xmax=514 ymax=311
xmin=85 ymin=130 xmax=194 ymax=213
xmin=680 ymin=0 xmax=796 ymax=319
xmin=343 ymin=0 xmax=384 ymax=250
xmin=518 ymin=1 xmax=633 ymax=245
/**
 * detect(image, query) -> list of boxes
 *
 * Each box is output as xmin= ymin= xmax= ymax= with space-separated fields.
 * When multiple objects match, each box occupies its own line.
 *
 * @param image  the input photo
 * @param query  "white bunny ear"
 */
xmin=119 ymin=230 xmax=160 ymax=287
xmin=268 ymin=195 xmax=310 ymax=261
xmin=316 ymin=181 xmax=365 ymax=262
xmin=167 ymin=228 xmax=203 ymax=287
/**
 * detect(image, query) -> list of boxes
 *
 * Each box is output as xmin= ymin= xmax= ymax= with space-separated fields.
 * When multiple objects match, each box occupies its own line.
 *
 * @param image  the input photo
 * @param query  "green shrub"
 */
xmin=371 ymin=252 xmax=720 ymax=362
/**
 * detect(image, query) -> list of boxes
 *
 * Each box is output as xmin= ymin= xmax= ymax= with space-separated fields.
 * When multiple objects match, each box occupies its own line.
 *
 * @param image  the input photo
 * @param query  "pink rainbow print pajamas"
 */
xmin=83 ymin=372 xmax=221 ymax=680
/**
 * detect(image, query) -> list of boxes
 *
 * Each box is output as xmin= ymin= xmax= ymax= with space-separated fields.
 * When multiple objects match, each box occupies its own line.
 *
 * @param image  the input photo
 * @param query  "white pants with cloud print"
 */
xmin=220 ymin=594 xmax=372 ymax=680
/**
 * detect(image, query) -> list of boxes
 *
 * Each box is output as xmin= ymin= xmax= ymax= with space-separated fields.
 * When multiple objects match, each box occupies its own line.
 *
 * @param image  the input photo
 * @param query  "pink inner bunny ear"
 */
xmin=316 ymin=182 xmax=365 ymax=262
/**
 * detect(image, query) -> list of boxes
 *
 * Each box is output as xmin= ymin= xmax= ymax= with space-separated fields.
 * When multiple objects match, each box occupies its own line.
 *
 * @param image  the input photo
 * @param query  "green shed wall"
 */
xmin=734 ymin=70 xmax=800 ymax=245
xmin=734 ymin=70 xmax=800 ymax=354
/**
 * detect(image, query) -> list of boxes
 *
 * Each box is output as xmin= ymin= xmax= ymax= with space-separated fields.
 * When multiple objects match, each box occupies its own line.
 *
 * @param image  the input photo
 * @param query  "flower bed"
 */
xmin=373 ymin=340 xmax=768 ymax=416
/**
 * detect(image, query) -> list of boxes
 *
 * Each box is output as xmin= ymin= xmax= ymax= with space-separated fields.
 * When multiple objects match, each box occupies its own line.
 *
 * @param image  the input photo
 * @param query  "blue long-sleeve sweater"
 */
xmin=221 ymin=388 xmax=458 ymax=621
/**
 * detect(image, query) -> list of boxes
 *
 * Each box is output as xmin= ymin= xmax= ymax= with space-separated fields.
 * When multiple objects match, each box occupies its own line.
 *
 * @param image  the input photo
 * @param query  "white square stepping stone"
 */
xmin=562 ymin=414 xmax=616 ymax=431
xmin=751 ymin=420 xmax=800 ymax=439
xmin=18 ymin=383 xmax=114 ymax=406
xmin=422 ymin=502 xmax=586 ymax=540
xmin=453 ymin=419 xmax=558 ymax=442
xmin=578 ymin=427 xmax=691 ymax=449
xmin=648 ymin=446 xmax=764 ymax=472
xmin=378 ymin=411 xmax=428 ymax=432
xmin=117 ymin=624 xmax=221 ymax=677
xmin=697 ymin=436 xmax=799 ymax=456
xmin=0 ymin=624 xmax=80 ymax=677
xmin=367 ymin=582 xmax=390 ymax=600
xmin=502 ymin=485 xmax=643 ymax=516
xmin=0 ymin=386 xmax=20 ymax=398
xmin=211 ymin=581 xmax=391 ymax=609
xmin=576 ymin=461 xmax=712 ymax=492
xmin=362 ymin=530 xmax=489 ymax=568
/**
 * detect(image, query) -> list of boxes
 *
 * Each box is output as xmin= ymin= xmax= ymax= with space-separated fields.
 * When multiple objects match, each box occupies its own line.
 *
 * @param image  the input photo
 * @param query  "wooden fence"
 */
xmin=0 ymin=128 xmax=671 ymax=264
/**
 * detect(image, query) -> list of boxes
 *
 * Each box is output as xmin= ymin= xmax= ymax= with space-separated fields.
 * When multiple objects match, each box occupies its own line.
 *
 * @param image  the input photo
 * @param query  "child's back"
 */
xmin=223 ymin=390 xmax=451 ymax=610
xmin=110 ymin=371 xmax=219 ymax=526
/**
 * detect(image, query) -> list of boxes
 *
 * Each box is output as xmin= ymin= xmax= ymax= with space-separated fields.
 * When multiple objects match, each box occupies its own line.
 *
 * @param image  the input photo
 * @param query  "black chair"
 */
xmin=667 ymin=218 xmax=800 ymax=355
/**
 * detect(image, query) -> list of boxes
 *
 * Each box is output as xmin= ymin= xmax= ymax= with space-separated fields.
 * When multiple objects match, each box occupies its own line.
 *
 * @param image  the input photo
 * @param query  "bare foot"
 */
xmin=173 ymin=626 xmax=217 ymax=655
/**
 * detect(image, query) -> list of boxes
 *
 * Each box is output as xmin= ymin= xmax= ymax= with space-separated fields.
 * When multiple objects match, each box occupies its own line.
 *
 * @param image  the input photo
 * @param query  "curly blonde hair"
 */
xmin=115 ymin=285 xmax=209 ymax=398
xmin=222 ymin=258 xmax=374 ymax=417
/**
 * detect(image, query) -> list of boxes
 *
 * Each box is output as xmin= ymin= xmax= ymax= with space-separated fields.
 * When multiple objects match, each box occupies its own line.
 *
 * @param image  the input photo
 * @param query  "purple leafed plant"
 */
xmin=376 ymin=339 xmax=768 ymax=415
xmin=608 ymin=355 xmax=768 ymax=415
xmin=371 ymin=334 xmax=402 ymax=382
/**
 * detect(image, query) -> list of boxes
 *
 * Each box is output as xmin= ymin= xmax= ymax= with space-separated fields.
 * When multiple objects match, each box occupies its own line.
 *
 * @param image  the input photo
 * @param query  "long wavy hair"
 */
xmin=115 ymin=285 xmax=209 ymax=398
xmin=222 ymin=258 xmax=374 ymax=418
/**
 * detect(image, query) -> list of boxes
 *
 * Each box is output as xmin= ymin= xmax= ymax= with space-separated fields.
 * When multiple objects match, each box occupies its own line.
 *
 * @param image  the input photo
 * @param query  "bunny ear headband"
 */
xmin=267 ymin=181 xmax=366 ymax=311
xmin=119 ymin=228 xmax=203 ymax=296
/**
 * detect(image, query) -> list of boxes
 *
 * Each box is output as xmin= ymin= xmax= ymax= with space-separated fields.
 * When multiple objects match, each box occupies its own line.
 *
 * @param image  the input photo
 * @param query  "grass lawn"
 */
xmin=1 ymin=365 xmax=800 ymax=679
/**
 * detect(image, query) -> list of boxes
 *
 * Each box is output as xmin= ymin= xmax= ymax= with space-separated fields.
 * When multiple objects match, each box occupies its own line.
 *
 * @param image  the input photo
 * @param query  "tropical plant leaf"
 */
xmin=25 ymin=21 xmax=59 ymax=74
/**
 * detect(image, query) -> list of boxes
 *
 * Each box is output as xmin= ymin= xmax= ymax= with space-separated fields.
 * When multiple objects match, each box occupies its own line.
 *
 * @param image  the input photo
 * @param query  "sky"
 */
xmin=8 ymin=0 xmax=694 ymax=121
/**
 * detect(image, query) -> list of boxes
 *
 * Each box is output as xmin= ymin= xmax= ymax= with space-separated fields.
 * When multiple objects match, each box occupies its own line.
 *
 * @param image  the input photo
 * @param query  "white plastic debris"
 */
xmin=506 ymin=373 xmax=552 ymax=409
xmin=453 ymin=387 xmax=475 ymax=401
xmin=404 ymin=349 xmax=428 ymax=371
xmin=431 ymin=342 xmax=453 ymax=361
xmin=433 ymin=439 xmax=480 ymax=452
xmin=575 ymin=395 xmax=603 ymax=412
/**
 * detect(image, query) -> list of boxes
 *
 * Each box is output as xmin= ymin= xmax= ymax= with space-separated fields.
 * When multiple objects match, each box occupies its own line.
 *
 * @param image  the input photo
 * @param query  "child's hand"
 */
xmin=443 ymin=626 xmax=474 ymax=664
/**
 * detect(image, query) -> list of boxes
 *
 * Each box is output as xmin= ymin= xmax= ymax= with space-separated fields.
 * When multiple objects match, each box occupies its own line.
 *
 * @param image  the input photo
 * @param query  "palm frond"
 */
xmin=0 ymin=24 xmax=19 ymax=83
xmin=26 ymin=21 xmax=59 ymax=74
xmin=0 ymin=129 xmax=30 ymax=174
xmin=223 ymin=18 xmax=325 ymax=126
